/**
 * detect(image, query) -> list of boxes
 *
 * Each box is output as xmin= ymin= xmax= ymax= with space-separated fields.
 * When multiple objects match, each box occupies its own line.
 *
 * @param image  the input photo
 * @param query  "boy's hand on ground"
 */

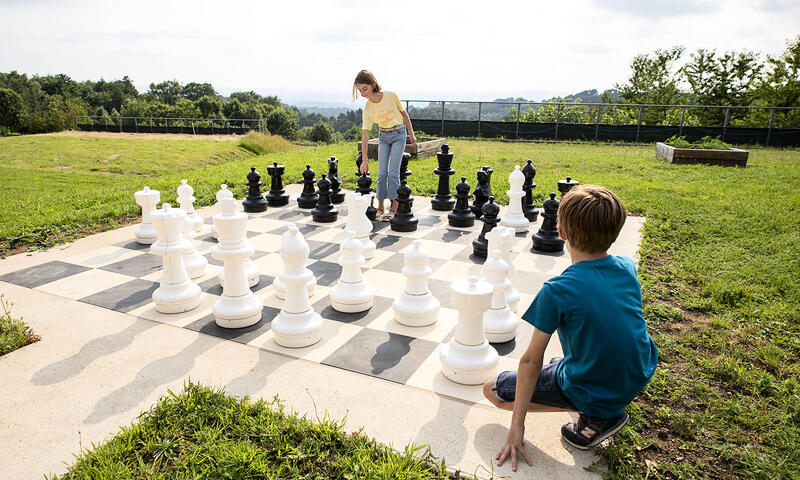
xmin=495 ymin=424 xmax=532 ymax=472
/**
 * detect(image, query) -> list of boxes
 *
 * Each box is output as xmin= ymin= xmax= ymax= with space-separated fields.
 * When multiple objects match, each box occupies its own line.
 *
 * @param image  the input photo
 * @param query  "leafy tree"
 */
xmin=308 ymin=120 xmax=335 ymax=143
xmin=0 ymin=88 xmax=26 ymax=132
xmin=267 ymin=107 xmax=299 ymax=140
xmin=222 ymin=98 xmax=247 ymax=119
xmin=146 ymin=80 xmax=182 ymax=105
xmin=175 ymin=98 xmax=200 ymax=118
xmin=196 ymin=95 xmax=223 ymax=118
xmin=181 ymin=82 xmax=216 ymax=101
xmin=616 ymin=46 xmax=688 ymax=124
xmin=757 ymin=35 xmax=800 ymax=127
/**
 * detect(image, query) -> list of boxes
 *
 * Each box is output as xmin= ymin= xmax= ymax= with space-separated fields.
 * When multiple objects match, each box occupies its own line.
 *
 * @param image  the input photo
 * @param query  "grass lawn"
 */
xmin=2 ymin=132 xmax=799 ymax=478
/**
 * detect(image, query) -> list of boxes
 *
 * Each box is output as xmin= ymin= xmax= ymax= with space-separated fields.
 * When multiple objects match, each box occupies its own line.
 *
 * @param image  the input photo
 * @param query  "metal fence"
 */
xmin=73 ymin=116 xmax=265 ymax=135
xmin=404 ymin=100 xmax=800 ymax=146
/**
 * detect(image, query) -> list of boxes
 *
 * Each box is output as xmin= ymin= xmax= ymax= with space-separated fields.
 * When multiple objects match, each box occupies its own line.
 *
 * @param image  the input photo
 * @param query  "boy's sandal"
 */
xmin=561 ymin=413 xmax=629 ymax=450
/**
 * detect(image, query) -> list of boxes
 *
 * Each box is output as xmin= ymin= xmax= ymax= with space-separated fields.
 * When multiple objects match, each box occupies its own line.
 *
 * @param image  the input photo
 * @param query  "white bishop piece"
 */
xmin=330 ymin=231 xmax=374 ymax=313
xmin=271 ymin=223 xmax=323 ymax=347
xmin=211 ymin=197 xmax=263 ymax=328
xmin=344 ymin=192 xmax=375 ymax=259
xmin=482 ymin=249 xmax=519 ymax=342
xmin=272 ymin=225 xmax=316 ymax=299
xmin=150 ymin=203 xmax=202 ymax=313
xmin=134 ymin=186 xmax=160 ymax=244
xmin=440 ymin=276 xmax=498 ymax=385
xmin=485 ymin=226 xmax=520 ymax=312
xmin=500 ymin=165 xmax=529 ymax=233
xmin=177 ymin=179 xmax=203 ymax=233
xmin=392 ymin=240 xmax=440 ymax=327
xmin=214 ymin=185 xmax=259 ymax=287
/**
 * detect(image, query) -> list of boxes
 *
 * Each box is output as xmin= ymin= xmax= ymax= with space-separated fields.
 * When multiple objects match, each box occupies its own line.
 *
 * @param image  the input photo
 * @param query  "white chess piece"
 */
xmin=272 ymin=224 xmax=317 ymax=300
xmin=330 ymin=231 xmax=374 ymax=313
xmin=486 ymin=226 xmax=519 ymax=312
xmin=213 ymin=185 xmax=259 ymax=287
xmin=134 ymin=186 xmax=160 ymax=244
xmin=210 ymin=184 xmax=230 ymax=240
xmin=344 ymin=192 xmax=375 ymax=259
xmin=440 ymin=275 xmax=498 ymax=385
xmin=392 ymin=240 xmax=440 ymax=327
xmin=177 ymin=179 xmax=203 ymax=233
xmin=500 ymin=165 xmax=529 ymax=233
xmin=150 ymin=203 xmax=202 ymax=313
xmin=180 ymin=206 xmax=207 ymax=279
xmin=271 ymin=223 xmax=323 ymax=347
xmin=211 ymin=197 xmax=263 ymax=328
xmin=482 ymin=249 xmax=519 ymax=343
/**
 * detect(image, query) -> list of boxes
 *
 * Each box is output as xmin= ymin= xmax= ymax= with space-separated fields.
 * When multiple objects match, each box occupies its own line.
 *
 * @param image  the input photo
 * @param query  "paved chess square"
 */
xmin=0 ymin=261 xmax=89 ymax=289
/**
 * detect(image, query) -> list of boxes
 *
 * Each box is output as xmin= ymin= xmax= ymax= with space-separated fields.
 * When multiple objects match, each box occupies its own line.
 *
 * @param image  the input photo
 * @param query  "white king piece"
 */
xmin=134 ymin=186 xmax=160 ymax=244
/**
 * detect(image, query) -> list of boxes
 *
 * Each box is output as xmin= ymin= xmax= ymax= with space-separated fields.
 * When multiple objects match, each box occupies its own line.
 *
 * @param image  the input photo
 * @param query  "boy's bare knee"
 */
xmin=482 ymin=380 xmax=498 ymax=405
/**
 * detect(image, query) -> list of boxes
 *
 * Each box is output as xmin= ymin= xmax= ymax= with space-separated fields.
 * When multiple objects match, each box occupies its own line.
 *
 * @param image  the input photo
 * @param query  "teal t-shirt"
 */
xmin=521 ymin=255 xmax=658 ymax=418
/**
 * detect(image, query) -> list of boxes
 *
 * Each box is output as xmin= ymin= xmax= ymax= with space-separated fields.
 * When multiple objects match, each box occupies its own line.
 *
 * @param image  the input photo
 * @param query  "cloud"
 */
xmin=591 ymin=0 xmax=720 ymax=17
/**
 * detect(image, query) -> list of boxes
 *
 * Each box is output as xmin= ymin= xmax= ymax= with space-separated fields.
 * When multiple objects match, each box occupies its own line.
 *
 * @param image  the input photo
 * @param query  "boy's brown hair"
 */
xmin=352 ymin=70 xmax=381 ymax=101
xmin=558 ymin=185 xmax=627 ymax=253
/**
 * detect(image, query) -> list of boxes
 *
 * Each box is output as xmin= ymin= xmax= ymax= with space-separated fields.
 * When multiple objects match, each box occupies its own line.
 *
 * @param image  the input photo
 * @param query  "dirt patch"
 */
xmin=33 ymin=131 xmax=243 ymax=142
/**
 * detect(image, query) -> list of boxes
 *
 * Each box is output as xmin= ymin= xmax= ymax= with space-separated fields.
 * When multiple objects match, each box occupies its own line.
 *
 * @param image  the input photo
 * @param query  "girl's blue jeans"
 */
xmin=376 ymin=126 xmax=406 ymax=201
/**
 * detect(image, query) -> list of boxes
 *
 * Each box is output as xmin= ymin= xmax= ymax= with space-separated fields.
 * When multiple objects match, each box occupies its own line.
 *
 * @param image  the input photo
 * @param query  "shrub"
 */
xmin=0 ymin=87 xmax=26 ymax=132
xmin=239 ymin=131 xmax=297 ymax=155
xmin=308 ymin=120 xmax=335 ymax=143
xmin=665 ymin=135 xmax=732 ymax=150
xmin=266 ymin=107 xmax=299 ymax=140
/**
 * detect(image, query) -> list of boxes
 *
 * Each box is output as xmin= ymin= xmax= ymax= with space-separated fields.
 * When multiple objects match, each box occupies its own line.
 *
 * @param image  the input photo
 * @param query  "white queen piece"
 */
xmin=150 ymin=203 xmax=202 ymax=313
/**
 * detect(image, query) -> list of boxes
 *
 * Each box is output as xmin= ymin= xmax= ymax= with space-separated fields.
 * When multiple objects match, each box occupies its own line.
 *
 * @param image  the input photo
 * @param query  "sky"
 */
xmin=1 ymin=0 xmax=798 ymax=107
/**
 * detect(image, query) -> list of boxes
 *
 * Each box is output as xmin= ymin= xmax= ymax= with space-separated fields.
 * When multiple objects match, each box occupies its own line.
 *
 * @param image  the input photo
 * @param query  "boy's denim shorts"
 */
xmin=490 ymin=359 xmax=578 ymax=410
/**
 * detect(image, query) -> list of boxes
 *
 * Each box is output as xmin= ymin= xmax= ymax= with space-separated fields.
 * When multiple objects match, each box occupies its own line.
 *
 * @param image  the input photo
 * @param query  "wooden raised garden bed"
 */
xmin=656 ymin=142 xmax=748 ymax=167
xmin=358 ymin=136 xmax=446 ymax=160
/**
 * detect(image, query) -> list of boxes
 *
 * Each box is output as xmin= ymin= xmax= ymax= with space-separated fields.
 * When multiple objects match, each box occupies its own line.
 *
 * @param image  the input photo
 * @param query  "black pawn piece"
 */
xmin=557 ymin=176 xmax=580 ymax=198
xmin=328 ymin=156 xmax=345 ymax=204
xmin=448 ymin=176 xmax=476 ymax=227
xmin=522 ymin=159 xmax=539 ymax=221
xmin=355 ymin=153 xmax=377 ymax=221
xmin=400 ymin=152 xmax=412 ymax=186
xmin=312 ymin=174 xmax=338 ymax=222
xmin=297 ymin=164 xmax=318 ymax=209
xmin=242 ymin=166 xmax=268 ymax=213
xmin=431 ymin=144 xmax=456 ymax=211
xmin=470 ymin=168 xmax=490 ymax=218
xmin=390 ymin=182 xmax=418 ymax=232
xmin=266 ymin=162 xmax=289 ymax=206
xmin=472 ymin=196 xmax=501 ymax=258
xmin=531 ymin=193 xmax=564 ymax=253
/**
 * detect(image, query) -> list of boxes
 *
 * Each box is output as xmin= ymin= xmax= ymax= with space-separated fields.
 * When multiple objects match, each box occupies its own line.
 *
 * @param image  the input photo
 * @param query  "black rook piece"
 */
xmin=242 ymin=166 xmax=268 ymax=213
xmin=531 ymin=192 xmax=564 ymax=252
xmin=355 ymin=153 xmax=377 ymax=221
xmin=448 ymin=176 xmax=476 ymax=227
xmin=297 ymin=164 xmax=319 ymax=209
xmin=312 ymin=174 xmax=338 ymax=222
xmin=431 ymin=144 xmax=455 ymax=211
xmin=328 ymin=156 xmax=345 ymax=204
xmin=470 ymin=166 xmax=493 ymax=219
xmin=522 ymin=159 xmax=539 ymax=222
xmin=390 ymin=181 xmax=418 ymax=232
xmin=266 ymin=162 xmax=289 ymax=206
xmin=472 ymin=196 xmax=501 ymax=258
xmin=557 ymin=176 xmax=580 ymax=198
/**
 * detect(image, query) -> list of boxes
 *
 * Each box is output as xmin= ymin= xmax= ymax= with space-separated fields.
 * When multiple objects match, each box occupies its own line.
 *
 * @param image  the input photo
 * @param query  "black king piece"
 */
xmin=431 ymin=144 xmax=455 ymax=211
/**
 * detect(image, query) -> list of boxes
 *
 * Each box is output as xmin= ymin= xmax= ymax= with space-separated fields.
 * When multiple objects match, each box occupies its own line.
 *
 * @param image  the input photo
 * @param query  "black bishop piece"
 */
xmin=266 ymin=162 xmax=289 ymax=206
xmin=242 ymin=166 xmax=268 ymax=213
xmin=472 ymin=196 xmax=501 ymax=258
xmin=355 ymin=153 xmax=377 ymax=221
xmin=522 ymin=159 xmax=539 ymax=221
xmin=311 ymin=174 xmax=338 ymax=222
xmin=531 ymin=193 xmax=564 ymax=252
xmin=431 ymin=144 xmax=455 ymax=211
xmin=297 ymin=164 xmax=318 ymax=209
xmin=448 ymin=176 xmax=476 ymax=227
xmin=328 ymin=156 xmax=345 ymax=204
xmin=470 ymin=165 xmax=494 ymax=219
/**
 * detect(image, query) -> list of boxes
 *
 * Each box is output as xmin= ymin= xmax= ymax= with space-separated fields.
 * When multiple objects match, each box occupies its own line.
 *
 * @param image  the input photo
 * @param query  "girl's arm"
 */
xmin=360 ymin=129 xmax=370 ymax=174
xmin=401 ymin=110 xmax=416 ymax=146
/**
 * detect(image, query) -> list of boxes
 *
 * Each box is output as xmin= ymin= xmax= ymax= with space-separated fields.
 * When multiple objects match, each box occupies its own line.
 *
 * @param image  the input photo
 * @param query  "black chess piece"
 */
xmin=472 ymin=196 xmax=501 ymax=258
xmin=431 ymin=144 xmax=455 ymax=211
xmin=522 ymin=159 xmax=539 ymax=222
xmin=531 ymin=193 xmax=564 ymax=252
xmin=448 ymin=176 xmax=476 ymax=228
xmin=400 ymin=152 xmax=412 ymax=186
xmin=557 ymin=176 xmax=580 ymax=198
xmin=470 ymin=168 xmax=490 ymax=218
xmin=242 ymin=166 xmax=268 ymax=213
xmin=355 ymin=153 xmax=377 ymax=221
xmin=390 ymin=182 xmax=418 ymax=232
xmin=328 ymin=156 xmax=345 ymax=204
xmin=312 ymin=174 xmax=338 ymax=223
xmin=297 ymin=164 xmax=318 ymax=209
xmin=266 ymin=161 xmax=289 ymax=206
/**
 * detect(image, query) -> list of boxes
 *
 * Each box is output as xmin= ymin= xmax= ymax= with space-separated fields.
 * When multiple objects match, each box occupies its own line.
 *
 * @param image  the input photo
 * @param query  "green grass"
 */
xmin=50 ymin=382 xmax=458 ymax=480
xmin=239 ymin=131 xmax=299 ymax=155
xmin=0 ymin=294 xmax=40 ymax=356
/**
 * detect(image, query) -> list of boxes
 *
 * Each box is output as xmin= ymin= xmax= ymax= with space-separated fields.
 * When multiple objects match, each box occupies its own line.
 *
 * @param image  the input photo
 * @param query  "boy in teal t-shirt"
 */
xmin=484 ymin=185 xmax=658 ymax=472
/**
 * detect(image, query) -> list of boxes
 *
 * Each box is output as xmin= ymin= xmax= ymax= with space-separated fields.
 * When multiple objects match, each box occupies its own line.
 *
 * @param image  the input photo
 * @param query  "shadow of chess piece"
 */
xmin=531 ymin=193 xmax=564 ymax=253
xmin=472 ymin=196 xmax=500 ymax=258
xmin=355 ymin=153 xmax=377 ymax=221
xmin=328 ymin=156 xmax=345 ymax=204
xmin=432 ymin=144 xmax=456 ymax=211
xmin=297 ymin=164 xmax=318 ymax=209
xmin=312 ymin=174 xmax=338 ymax=223
xmin=557 ymin=176 xmax=579 ymax=198
xmin=522 ymin=159 xmax=539 ymax=222
xmin=390 ymin=181 xmax=418 ymax=232
xmin=448 ymin=176 xmax=476 ymax=227
xmin=242 ymin=166 xmax=268 ymax=213
xmin=266 ymin=162 xmax=289 ymax=206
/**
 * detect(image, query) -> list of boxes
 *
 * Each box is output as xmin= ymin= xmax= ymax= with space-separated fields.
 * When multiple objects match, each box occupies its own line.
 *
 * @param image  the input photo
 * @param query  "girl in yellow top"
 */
xmin=353 ymin=70 xmax=417 ymax=220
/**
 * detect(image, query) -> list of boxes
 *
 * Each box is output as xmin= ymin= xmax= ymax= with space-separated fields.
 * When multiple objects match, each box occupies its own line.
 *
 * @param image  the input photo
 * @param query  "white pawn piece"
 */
xmin=330 ymin=231 xmax=374 ymax=313
xmin=212 ymin=197 xmax=263 ymax=328
xmin=150 ymin=203 xmax=202 ymax=313
xmin=344 ymin=192 xmax=375 ymax=259
xmin=500 ymin=165 xmax=529 ymax=233
xmin=440 ymin=276 xmax=498 ymax=385
xmin=486 ymin=226 xmax=520 ymax=312
xmin=392 ymin=240 xmax=440 ymax=327
xmin=210 ymin=184 xmax=231 ymax=240
xmin=180 ymin=207 xmax=207 ymax=279
xmin=482 ymin=249 xmax=519 ymax=343
xmin=134 ymin=186 xmax=160 ymax=244
xmin=177 ymin=179 xmax=203 ymax=233
xmin=271 ymin=224 xmax=323 ymax=348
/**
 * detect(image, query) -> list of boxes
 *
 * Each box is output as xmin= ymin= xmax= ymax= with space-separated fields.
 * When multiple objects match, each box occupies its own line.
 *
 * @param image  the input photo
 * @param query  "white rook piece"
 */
xmin=440 ymin=275 xmax=498 ymax=385
xmin=330 ymin=231 xmax=374 ymax=313
xmin=211 ymin=197 xmax=263 ymax=328
xmin=344 ymin=192 xmax=375 ymax=259
xmin=134 ymin=186 xmax=160 ymax=244
xmin=482 ymin=249 xmax=519 ymax=342
xmin=210 ymin=184 xmax=230 ymax=240
xmin=177 ymin=179 xmax=203 ymax=233
xmin=500 ymin=165 xmax=529 ymax=233
xmin=271 ymin=223 xmax=323 ymax=347
xmin=150 ymin=203 xmax=202 ymax=313
xmin=486 ymin=226 xmax=520 ymax=312
xmin=392 ymin=240 xmax=440 ymax=327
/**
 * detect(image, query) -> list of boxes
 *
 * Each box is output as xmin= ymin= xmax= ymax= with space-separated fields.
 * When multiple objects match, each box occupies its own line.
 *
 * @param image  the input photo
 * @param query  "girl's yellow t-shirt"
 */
xmin=362 ymin=91 xmax=405 ymax=130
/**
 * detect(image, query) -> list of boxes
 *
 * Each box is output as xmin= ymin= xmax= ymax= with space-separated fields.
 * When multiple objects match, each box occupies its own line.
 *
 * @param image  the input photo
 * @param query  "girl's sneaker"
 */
xmin=561 ymin=412 xmax=629 ymax=450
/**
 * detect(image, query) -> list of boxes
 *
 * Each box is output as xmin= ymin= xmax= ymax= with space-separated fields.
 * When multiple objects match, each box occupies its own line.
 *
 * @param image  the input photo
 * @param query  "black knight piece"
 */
xmin=242 ymin=166 xmax=268 ymax=213
xmin=311 ymin=174 xmax=338 ymax=222
xmin=557 ymin=176 xmax=579 ymax=198
xmin=522 ymin=159 xmax=539 ymax=221
xmin=390 ymin=181 xmax=418 ymax=232
xmin=328 ymin=156 xmax=345 ymax=204
xmin=431 ymin=144 xmax=455 ymax=211
xmin=355 ymin=153 xmax=377 ymax=221
xmin=470 ymin=166 xmax=493 ymax=218
xmin=266 ymin=161 xmax=289 ymax=206
xmin=531 ymin=192 xmax=564 ymax=252
xmin=297 ymin=164 xmax=319 ymax=209
xmin=448 ymin=176 xmax=476 ymax=227
xmin=472 ymin=196 xmax=501 ymax=258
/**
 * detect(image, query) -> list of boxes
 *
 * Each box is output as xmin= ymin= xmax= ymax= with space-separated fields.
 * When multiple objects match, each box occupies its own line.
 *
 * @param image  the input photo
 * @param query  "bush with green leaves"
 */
xmin=267 ymin=107 xmax=299 ymax=140
xmin=0 ymin=87 xmax=26 ymax=132
xmin=665 ymin=135 xmax=733 ymax=149
xmin=308 ymin=120 xmax=335 ymax=143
